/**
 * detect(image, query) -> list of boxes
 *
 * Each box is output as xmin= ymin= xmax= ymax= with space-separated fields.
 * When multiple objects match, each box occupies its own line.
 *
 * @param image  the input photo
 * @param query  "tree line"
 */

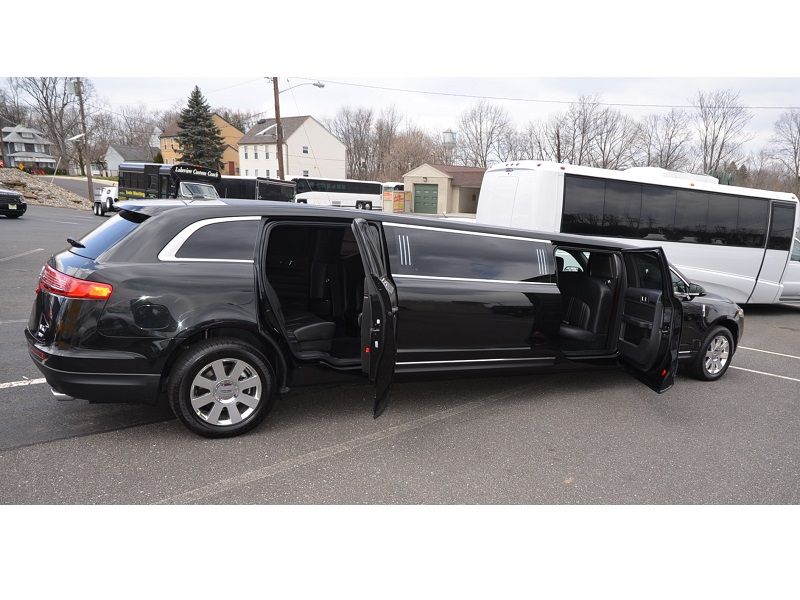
xmin=3 ymin=78 xmax=800 ymax=195
xmin=0 ymin=77 xmax=258 ymax=174
xmin=327 ymin=90 xmax=800 ymax=196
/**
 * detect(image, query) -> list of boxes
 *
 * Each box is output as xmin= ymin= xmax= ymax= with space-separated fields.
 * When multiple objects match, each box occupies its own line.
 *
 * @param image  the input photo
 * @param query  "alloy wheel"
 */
xmin=703 ymin=335 xmax=730 ymax=375
xmin=190 ymin=358 xmax=262 ymax=426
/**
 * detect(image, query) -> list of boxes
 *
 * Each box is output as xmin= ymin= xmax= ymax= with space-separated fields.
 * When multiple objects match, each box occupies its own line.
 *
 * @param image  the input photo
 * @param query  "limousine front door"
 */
xmin=618 ymin=248 xmax=682 ymax=393
xmin=351 ymin=218 xmax=398 ymax=417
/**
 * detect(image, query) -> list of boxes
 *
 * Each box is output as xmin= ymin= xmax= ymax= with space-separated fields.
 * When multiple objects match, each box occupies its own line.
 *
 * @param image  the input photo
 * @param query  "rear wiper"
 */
xmin=67 ymin=238 xmax=85 ymax=249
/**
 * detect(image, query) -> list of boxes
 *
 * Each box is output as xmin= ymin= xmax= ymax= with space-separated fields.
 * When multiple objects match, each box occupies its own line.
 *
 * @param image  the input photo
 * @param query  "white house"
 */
xmin=237 ymin=115 xmax=346 ymax=180
xmin=1 ymin=125 xmax=57 ymax=170
xmin=104 ymin=144 xmax=159 ymax=177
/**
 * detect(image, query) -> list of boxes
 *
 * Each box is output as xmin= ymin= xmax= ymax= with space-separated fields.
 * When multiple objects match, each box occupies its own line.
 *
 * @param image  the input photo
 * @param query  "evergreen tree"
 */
xmin=175 ymin=86 xmax=225 ymax=169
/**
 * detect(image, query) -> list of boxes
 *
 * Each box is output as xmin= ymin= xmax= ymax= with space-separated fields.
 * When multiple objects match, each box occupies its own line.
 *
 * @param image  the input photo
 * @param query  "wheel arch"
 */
xmin=714 ymin=318 xmax=739 ymax=350
xmin=159 ymin=324 xmax=291 ymax=397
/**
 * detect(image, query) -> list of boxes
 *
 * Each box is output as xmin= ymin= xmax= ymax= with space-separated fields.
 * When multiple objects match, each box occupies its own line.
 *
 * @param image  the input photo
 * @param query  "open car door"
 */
xmin=618 ymin=248 xmax=682 ymax=393
xmin=351 ymin=218 xmax=398 ymax=417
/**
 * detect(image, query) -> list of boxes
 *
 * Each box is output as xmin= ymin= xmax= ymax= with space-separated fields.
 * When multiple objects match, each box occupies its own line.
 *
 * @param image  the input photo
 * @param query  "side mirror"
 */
xmin=688 ymin=283 xmax=705 ymax=297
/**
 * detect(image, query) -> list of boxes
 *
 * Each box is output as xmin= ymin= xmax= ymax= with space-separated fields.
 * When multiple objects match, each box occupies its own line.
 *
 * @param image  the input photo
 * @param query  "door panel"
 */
xmin=351 ymin=218 xmax=398 ymax=417
xmin=619 ymin=249 xmax=682 ymax=393
xmin=750 ymin=202 xmax=797 ymax=303
xmin=413 ymin=184 xmax=438 ymax=214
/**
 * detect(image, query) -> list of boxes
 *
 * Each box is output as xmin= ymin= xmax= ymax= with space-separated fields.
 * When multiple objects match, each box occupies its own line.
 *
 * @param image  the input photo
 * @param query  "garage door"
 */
xmin=414 ymin=184 xmax=439 ymax=214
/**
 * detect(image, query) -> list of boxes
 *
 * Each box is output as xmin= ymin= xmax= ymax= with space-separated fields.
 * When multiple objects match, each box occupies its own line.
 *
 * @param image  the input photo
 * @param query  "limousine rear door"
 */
xmin=351 ymin=218 xmax=398 ymax=417
xmin=618 ymin=248 xmax=682 ymax=393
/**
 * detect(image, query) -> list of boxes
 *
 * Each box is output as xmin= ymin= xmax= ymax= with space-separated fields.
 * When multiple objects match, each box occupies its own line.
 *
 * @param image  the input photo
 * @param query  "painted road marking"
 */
xmin=0 ymin=378 xmax=47 ymax=390
xmin=739 ymin=346 xmax=800 ymax=361
xmin=158 ymin=383 xmax=532 ymax=504
xmin=729 ymin=366 xmax=800 ymax=384
xmin=0 ymin=319 xmax=27 ymax=326
xmin=0 ymin=248 xmax=44 ymax=263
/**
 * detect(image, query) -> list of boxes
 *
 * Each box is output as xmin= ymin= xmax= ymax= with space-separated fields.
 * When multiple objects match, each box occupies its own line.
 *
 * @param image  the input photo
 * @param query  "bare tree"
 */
xmin=634 ymin=109 xmax=694 ymax=171
xmin=0 ymin=79 xmax=31 ymax=126
xmin=692 ymin=89 xmax=752 ymax=174
xmin=11 ymin=77 xmax=82 ymax=166
xmin=370 ymin=106 xmax=403 ymax=179
xmin=113 ymin=104 xmax=159 ymax=147
xmin=456 ymin=100 xmax=512 ymax=168
xmin=592 ymin=106 xmax=638 ymax=169
xmin=384 ymin=126 xmax=437 ymax=180
xmin=327 ymin=106 xmax=374 ymax=179
xmin=214 ymin=107 xmax=260 ymax=134
xmin=495 ymin=128 xmax=525 ymax=162
xmin=771 ymin=109 xmax=800 ymax=194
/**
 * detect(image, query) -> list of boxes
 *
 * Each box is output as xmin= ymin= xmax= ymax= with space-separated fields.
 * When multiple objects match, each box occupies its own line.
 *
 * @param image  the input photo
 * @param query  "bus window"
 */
xmin=768 ymin=204 xmax=797 ymax=251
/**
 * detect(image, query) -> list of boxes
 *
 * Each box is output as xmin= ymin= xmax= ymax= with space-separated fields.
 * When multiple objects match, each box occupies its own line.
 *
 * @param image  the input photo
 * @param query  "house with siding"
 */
xmin=1 ymin=126 xmax=57 ymax=170
xmin=237 ymin=116 xmax=346 ymax=180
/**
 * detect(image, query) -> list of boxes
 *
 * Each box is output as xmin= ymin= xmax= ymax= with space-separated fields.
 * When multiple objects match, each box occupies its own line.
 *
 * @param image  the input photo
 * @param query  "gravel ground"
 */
xmin=0 ymin=169 xmax=91 ymax=210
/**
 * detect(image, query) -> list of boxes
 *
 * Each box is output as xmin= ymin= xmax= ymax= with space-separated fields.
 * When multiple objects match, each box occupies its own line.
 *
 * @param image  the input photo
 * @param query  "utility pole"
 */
xmin=74 ymin=78 xmax=94 ymax=202
xmin=272 ymin=77 xmax=285 ymax=180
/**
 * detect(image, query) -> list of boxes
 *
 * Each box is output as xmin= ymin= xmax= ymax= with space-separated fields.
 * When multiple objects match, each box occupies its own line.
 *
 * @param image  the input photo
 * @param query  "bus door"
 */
xmin=749 ymin=202 xmax=798 ymax=303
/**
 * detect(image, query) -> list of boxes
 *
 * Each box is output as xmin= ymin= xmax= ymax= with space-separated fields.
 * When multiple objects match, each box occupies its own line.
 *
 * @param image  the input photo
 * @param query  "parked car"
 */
xmin=0 ymin=186 xmax=27 ymax=218
xmin=27 ymin=200 xmax=688 ymax=438
xmin=92 ymin=185 xmax=118 ymax=216
xmin=555 ymin=248 xmax=743 ymax=381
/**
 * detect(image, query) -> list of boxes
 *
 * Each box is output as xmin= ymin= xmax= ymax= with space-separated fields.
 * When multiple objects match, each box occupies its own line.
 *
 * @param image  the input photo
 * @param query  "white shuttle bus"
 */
xmin=476 ymin=161 xmax=800 ymax=304
xmin=292 ymin=176 xmax=383 ymax=210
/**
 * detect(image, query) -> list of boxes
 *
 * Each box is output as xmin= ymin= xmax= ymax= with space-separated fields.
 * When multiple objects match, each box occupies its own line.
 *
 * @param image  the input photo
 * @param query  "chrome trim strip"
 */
xmin=383 ymin=222 xmax=550 ymax=243
xmin=158 ymin=216 xmax=261 ymax=263
xmin=393 ymin=274 xmax=555 ymax=286
xmin=397 ymin=357 xmax=555 ymax=365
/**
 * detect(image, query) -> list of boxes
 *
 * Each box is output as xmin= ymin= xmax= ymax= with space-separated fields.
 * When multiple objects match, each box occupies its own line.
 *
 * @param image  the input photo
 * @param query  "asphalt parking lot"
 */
xmin=0 ymin=205 xmax=798 ymax=504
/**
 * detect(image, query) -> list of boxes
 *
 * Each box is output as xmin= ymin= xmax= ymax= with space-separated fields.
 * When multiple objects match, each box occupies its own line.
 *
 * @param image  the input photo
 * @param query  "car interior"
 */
xmin=264 ymin=223 xmax=365 ymax=366
xmin=555 ymin=248 xmax=622 ymax=353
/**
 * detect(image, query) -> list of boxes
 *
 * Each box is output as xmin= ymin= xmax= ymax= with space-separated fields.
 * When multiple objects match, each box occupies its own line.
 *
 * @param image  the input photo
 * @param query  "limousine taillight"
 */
xmin=36 ymin=265 xmax=113 ymax=300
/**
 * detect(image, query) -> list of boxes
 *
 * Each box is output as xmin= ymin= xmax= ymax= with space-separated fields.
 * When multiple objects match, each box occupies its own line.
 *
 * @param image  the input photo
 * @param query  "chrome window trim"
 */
xmin=383 ymin=221 xmax=550 ymax=244
xmin=393 ymin=273 xmax=555 ymax=287
xmin=158 ymin=216 xmax=260 ymax=263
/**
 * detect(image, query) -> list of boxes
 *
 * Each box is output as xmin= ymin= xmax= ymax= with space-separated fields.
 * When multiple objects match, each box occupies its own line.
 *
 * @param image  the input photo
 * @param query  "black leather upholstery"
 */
xmin=558 ymin=253 xmax=616 ymax=350
xmin=283 ymin=310 xmax=336 ymax=352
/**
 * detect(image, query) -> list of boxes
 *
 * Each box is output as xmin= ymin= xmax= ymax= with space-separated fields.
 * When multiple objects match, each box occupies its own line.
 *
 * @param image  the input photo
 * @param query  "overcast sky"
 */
xmin=91 ymin=77 xmax=800 ymax=153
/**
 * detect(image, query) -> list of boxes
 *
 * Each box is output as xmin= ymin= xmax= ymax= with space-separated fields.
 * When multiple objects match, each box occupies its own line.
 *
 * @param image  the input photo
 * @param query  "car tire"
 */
xmin=6 ymin=214 xmax=20 ymax=219
xmin=689 ymin=325 xmax=735 ymax=381
xmin=167 ymin=338 xmax=276 ymax=438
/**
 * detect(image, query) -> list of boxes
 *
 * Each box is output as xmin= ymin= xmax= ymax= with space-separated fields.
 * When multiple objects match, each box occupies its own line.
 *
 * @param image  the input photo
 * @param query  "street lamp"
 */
xmin=267 ymin=78 xmax=325 ymax=180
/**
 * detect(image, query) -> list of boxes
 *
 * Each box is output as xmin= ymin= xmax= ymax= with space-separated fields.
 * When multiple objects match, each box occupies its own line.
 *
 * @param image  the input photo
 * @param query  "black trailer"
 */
xmin=217 ymin=176 xmax=296 ymax=202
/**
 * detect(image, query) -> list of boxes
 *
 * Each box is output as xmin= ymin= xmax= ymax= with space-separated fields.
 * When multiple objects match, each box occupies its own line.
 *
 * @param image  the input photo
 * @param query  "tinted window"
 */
xmin=674 ymin=190 xmax=708 ymax=244
xmin=385 ymin=225 xmax=555 ymax=283
xmin=737 ymin=197 xmax=769 ymax=248
xmin=768 ymin=204 xmax=797 ymax=251
xmin=706 ymin=194 xmax=737 ymax=245
xmin=640 ymin=186 xmax=676 ymax=241
xmin=603 ymin=180 xmax=641 ymax=237
xmin=627 ymin=252 xmax=664 ymax=291
xmin=175 ymin=220 xmax=259 ymax=260
xmin=562 ymin=176 xmax=604 ymax=234
xmin=792 ymin=227 xmax=800 ymax=262
xmin=74 ymin=211 xmax=144 ymax=260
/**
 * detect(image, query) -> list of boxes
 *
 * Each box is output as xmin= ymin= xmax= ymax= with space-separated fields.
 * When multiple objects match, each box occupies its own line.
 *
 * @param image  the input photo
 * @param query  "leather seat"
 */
xmin=558 ymin=253 xmax=616 ymax=350
xmin=283 ymin=309 xmax=336 ymax=352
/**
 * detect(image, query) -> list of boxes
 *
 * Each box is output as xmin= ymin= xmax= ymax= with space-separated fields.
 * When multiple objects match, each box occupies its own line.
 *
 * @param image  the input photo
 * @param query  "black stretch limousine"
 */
xmin=26 ymin=200 xmax=742 ymax=437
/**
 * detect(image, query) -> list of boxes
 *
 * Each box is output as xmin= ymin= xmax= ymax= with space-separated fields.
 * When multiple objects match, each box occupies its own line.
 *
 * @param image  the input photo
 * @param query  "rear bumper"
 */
xmin=26 ymin=330 xmax=160 ymax=404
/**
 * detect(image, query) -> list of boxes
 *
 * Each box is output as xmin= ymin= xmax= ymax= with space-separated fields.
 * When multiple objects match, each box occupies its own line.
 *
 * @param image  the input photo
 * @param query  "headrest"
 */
xmin=588 ymin=253 xmax=614 ymax=280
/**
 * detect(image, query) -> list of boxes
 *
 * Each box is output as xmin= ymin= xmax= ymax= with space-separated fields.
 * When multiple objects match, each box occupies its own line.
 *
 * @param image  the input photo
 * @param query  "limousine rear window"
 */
xmin=384 ymin=224 xmax=556 ymax=284
xmin=70 ymin=210 xmax=148 ymax=260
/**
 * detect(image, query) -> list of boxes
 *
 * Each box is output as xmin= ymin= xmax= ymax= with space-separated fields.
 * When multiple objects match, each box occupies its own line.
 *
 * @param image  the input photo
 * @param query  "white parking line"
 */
xmin=0 ymin=319 xmax=28 ymax=326
xmin=739 ymin=346 xmax=800 ymax=361
xmin=729 ymin=366 xmax=800 ymax=383
xmin=0 ymin=378 xmax=47 ymax=390
xmin=0 ymin=248 xmax=44 ymax=262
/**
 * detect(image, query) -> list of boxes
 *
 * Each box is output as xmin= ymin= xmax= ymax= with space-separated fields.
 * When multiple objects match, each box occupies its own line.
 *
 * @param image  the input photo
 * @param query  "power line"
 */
xmin=296 ymin=78 xmax=800 ymax=111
